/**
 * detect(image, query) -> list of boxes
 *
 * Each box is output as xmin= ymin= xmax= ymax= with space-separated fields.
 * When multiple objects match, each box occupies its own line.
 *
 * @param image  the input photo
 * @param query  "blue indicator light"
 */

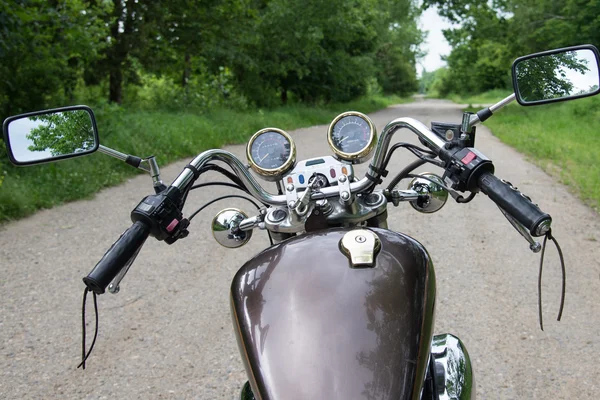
xmin=299 ymin=175 xmax=305 ymax=184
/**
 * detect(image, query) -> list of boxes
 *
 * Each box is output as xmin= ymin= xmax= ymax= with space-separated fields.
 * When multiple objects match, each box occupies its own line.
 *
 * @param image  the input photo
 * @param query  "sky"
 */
xmin=418 ymin=6 xmax=454 ymax=74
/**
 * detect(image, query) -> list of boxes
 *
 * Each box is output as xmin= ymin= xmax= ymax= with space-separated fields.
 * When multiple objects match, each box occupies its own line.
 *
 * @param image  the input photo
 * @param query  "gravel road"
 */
xmin=1 ymin=98 xmax=599 ymax=399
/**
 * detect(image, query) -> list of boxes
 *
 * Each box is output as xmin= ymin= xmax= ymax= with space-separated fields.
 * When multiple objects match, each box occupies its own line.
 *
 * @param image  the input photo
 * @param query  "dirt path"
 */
xmin=1 ymin=98 xmax=599 ymax=399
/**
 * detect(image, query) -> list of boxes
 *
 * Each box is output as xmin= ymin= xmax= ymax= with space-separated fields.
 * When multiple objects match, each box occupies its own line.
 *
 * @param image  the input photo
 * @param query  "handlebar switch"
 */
xmin=440 ymin=146 xmax=494 ymax=192
xmin=130 ymin=187 xmax=189 ymax=244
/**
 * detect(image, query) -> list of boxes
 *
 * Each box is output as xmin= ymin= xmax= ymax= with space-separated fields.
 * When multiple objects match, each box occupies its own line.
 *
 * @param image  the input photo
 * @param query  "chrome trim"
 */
xmin=369 ymin=117 xmax=446 ymax=173
xmin=327 ymin=111 xmax=377 ymax=163
xmin=431 ymin=333 xmax=475 ymax=400
xmin=211 ymin=208 xmax=252 ymax=248
xmin=469 ymin=93 xmax=516 ymax=126
xmin=246 ymin=128 xmax=296 ymax=180
xmin=407 ymin=173 xmax=448 ymax=214
xmin=339 ymin=229 xmax=381 ymax=267
xmin=98 ymin=145 xmax=150 ymax=172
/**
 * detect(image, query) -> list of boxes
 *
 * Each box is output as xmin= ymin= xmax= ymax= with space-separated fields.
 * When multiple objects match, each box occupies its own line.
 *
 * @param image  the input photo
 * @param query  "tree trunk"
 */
xmin=182 ymin=53 xmax=191 ymax=88
xmin=109 ymin=66 xmax=123 ymax=104
xmin=281 ymin=88 xmax=288 ymax=104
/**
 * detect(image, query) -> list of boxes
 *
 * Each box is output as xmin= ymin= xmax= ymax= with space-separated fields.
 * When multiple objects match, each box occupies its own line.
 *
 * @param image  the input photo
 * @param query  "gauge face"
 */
xmin=246 ymin=128 xmax=296 ymax=179
xmin=327 ymin=112 xmax=376 ymax=162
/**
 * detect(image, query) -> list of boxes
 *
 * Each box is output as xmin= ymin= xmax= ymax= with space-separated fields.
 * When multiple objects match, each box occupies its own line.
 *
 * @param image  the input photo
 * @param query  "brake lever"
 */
xmin=107 ymin=245 xmax=143 ymax=294
xmin=497 ymin=205 xmax=542 ymax=253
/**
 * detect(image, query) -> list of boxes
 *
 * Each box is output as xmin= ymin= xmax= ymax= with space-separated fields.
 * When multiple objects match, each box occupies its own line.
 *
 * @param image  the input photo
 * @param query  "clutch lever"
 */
xmin=107 ymin=246 xmax=143 ymax=294
xmin=497 ymin=205 xmax=542 ymax=253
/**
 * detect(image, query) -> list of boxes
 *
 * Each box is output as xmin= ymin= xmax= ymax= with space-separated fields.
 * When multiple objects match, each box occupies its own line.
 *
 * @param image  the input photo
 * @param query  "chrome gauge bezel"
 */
xmin=246 ymin=127 xmax=296 ymax=181
xmin=327 ymin=111 xmax=377 ymax=163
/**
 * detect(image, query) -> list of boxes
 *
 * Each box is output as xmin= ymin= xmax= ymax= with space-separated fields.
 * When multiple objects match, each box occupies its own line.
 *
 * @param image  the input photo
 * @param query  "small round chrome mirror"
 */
xmin=407 ymin=173 xmax=448 ymax=213
xmin=212 ymin=208 xmax=252 ymax=248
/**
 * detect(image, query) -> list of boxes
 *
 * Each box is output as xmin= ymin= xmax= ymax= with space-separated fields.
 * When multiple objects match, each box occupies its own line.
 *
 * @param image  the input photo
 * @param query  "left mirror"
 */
xmin=3 ymin=106 xmax=99 ymax=165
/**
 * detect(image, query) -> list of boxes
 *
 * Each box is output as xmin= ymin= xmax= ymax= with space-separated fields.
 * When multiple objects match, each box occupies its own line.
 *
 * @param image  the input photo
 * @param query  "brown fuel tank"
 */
xmin=230 ymin=228 xmax=436 ymax=400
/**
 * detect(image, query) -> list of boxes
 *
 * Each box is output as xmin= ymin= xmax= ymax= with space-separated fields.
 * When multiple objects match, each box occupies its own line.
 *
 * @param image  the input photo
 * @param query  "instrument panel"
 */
xmin=246 ymin=128 xmax=296 ymax=181
xmin=246 ymin=111 xmax=374 ymax=183
xmin=327 ymin=111 xmax=377 ymax=163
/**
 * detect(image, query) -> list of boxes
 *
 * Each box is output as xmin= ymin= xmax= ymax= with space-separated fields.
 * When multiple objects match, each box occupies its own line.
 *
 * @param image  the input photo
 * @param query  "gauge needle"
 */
xmin=339 ymin=136 xmax=349 ymax=143
xmin=259 ymin=153 xmax=269 ymax=163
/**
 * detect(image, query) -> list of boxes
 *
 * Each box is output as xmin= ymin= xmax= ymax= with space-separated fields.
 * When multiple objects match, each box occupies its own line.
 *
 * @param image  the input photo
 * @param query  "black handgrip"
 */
xmin=477 ymin=172 xmax=551 ymax=237
xmin=83 ymin=221 xmax=150 ymax=294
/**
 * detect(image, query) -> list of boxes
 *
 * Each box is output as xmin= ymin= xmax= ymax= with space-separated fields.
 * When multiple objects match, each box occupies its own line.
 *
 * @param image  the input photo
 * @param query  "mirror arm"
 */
xmin=469 ymin=93 xmax=516 ymax=127
xmin=98 ymin=145 xmax=151 ymax=173
xmin=144 ymin=156 xmax=167 ymax=193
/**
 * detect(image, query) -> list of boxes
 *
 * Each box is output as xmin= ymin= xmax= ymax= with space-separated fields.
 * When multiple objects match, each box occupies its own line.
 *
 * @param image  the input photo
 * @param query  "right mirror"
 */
xmin=512 ymin=45 xmax=600 ymax=105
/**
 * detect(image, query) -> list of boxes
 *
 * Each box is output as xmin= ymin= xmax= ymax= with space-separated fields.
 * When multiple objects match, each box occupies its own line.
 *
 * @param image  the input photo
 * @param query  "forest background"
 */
xmin=1 ymin=0 xmax=599 ymax=220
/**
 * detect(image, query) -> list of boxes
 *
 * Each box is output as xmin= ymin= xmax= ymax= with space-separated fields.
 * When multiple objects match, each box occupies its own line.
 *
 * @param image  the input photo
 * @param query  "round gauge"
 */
xmin=246 ymin=128 xmax=296 ymax=180
xmin=327 ymin=111 xmax=377 ymax=163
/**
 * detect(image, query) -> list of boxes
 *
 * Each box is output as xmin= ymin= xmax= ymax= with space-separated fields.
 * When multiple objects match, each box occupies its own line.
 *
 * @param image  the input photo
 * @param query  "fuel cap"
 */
xmin=339 ymin=229 xmax=381 ymax=268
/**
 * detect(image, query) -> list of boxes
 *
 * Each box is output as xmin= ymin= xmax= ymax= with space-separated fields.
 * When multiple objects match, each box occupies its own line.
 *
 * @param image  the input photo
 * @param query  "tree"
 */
xmin=0 ymin=0 xmax=109 ymax=118
xmin=515 ymin=51 xmax=591 ymax=102
xmin=27 ymin=110 xmax=96 ymax=156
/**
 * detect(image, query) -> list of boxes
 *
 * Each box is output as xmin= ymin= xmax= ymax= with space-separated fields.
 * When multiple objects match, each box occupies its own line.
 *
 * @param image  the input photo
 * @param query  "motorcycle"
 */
xmin=3 ymin=44 xmax=599 ymax=400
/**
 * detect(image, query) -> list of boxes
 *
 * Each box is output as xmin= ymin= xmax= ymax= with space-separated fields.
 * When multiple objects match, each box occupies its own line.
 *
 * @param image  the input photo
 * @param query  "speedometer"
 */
xmin=327 ymin=111 xmax=377 ymax=163
xmin=246 ymin=128 xmax=296 ymax=180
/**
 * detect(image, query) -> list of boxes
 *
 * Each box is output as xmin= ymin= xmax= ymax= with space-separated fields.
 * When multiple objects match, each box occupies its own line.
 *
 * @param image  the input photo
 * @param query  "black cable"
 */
xmin=381 ymin=142 xmax=439 ymax=173
xmin=77 ymin=288 xmax=99 ymax=370
xmin=190 ymin=182 xmax=250 ymax=194
xmin=179 ymin=163 xmax=249 ymax=208
xmin=538 ymin=230 xmax=566 ymax=331
xmin=188 ymin=195 xmax=261 ymax=221
xmin=386 ymin=158 xmax=428 ymax=191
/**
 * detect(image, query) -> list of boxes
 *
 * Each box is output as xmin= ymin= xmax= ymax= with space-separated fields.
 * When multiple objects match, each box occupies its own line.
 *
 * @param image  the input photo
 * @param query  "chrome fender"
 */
xmin=431 ymin=334 xmax=475 ymax=400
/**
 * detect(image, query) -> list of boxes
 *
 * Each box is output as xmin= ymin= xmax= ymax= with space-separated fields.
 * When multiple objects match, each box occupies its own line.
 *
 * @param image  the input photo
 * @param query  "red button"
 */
xmin=330 ymin=168 xmax=336 ymax=178
xmin=461 ymin=151 xmax=476 ymax=165
xmin=166 ymin=219 xmax=179 ymax=232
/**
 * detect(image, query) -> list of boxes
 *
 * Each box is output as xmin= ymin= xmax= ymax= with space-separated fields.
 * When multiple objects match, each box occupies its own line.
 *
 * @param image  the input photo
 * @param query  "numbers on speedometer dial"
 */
xmin=327 ymin=112 xmax=376 ymax=163
xmin=246 ymin=128 xmax=296 ymax=180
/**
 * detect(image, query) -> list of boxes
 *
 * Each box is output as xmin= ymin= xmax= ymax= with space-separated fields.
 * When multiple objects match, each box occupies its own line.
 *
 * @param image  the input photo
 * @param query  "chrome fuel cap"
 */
xmin=339 ymin=229 xmax=381 ymax=268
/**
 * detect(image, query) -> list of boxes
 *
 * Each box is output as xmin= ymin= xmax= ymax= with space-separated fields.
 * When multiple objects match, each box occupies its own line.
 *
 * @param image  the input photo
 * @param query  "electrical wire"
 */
xmin=188 ymin=194 xmax=261 ymax=221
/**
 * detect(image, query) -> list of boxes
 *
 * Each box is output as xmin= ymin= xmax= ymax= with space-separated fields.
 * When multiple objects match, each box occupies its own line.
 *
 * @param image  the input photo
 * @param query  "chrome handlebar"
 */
xmin=169 ymin=117 xmax=446 ymax=206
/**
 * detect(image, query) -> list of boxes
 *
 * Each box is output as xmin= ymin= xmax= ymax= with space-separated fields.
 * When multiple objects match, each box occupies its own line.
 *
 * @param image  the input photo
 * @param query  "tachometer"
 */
xmin=246 ymin=128 xmax=296 ymax=180
xmin=327 ymin=111 xmax=377 ymax=163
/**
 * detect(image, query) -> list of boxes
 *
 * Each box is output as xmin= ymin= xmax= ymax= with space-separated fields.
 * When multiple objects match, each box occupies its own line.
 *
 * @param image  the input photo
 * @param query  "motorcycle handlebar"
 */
xmin=83 ymin=220 xmax=150 ymax=294
xmin=169 ymin=118 xmax=446 ymax=206
xmin=477 ymin=172 xmax=551 ymax=237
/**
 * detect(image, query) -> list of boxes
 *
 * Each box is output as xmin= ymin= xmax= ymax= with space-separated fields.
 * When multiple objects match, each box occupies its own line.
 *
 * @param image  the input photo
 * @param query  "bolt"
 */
xmin=445 ymin=130 xmax=454 ymax=140
xmin=288 ymin=201 xmax=296 ymax=208
xmin=339 ymin=175 xmax=347 ymax=183
xmin=341 ymin=191 xmax=350 ymax=200
xmin=355 ymin=235 xmax=366 ymax=243
xmin=286 ymin=184 xmax=295 ymax=192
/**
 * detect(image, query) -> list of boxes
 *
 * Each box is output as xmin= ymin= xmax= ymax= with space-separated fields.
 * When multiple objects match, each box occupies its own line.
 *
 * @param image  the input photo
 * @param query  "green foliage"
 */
xmin=27 ymin=110 xmax=95 ymax=156
xmin=423 ymin=0 xmax=600 ymax=97
xmin=0 ymin=0 xmax=109 ymax=119
xmin=230 ymin=0 xmax=422 ymax=105
xmin=514 ymin=51 xmax=592 ymax=102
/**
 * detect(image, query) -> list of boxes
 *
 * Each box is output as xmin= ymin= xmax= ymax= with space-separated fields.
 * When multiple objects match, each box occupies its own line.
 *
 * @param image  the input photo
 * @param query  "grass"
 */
xmin=472 ymin=95 xmax=600 ymax=211
xmin=0 ymin=95 xmax=409 ymax=222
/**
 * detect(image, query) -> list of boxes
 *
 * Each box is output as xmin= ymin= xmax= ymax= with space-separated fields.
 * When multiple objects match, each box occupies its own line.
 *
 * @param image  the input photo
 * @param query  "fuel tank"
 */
xmin=230 ymin=228 xmax=436 ymax=400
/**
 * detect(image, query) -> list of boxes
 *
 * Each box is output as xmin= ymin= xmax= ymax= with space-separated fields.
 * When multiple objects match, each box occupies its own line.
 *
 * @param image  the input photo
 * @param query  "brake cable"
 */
xmin=538 ymin=230 xmax=566 ymax=331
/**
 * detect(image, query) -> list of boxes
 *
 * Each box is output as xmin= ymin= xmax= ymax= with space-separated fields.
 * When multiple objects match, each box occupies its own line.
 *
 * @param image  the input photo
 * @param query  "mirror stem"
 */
xmin=469 ymin=93 xmax=516 ymax=127
xmin=145 ymin=156 xmax=167 ymax=193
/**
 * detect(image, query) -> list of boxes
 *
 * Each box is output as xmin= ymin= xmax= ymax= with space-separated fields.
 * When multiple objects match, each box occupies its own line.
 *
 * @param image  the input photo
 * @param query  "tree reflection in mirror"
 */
xmin=515 ymin=49 xmax=600 ymax=103
xmin=7 ymin=109 xmax=97 ymax=164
